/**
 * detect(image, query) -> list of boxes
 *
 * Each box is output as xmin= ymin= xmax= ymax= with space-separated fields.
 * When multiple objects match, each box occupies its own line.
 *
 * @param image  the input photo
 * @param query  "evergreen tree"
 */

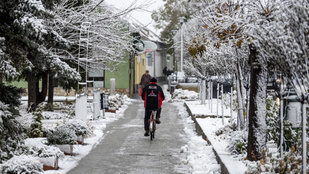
xmin=0 ymin=0 xmax=81 ymax=111
xmin=0 ymin=84 xmax=27 ymax=163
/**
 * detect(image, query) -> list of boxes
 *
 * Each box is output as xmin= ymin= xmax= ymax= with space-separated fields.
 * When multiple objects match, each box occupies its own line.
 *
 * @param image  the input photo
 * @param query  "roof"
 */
xmin=126 ymin=16 xmax=164 ymax=43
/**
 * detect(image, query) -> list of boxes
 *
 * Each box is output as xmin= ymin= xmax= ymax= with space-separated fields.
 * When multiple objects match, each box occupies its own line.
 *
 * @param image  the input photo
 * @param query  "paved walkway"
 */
xmin=67 ymin=96 xmax=190 ymax=174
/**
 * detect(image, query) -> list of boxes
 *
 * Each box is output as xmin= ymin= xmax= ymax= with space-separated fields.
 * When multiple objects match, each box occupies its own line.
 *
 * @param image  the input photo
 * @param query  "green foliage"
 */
xmin=265 ymin=96 xmax=279 ymax=142
xmin=29 ymin=105 xmax=44 ymax=138
xmin=226 ymin=130 xmax=247 ymax=154
xmin=0 ymin=83 xmax=24 ymax=114
xmin=0 ymin=102 xmax=27 ymax=163
xmin=0 ymin=82 xmax=26 ymax=163
xmin=216 ymin=122 xmax=247 ymax=155
xmin=235 ymin=142 xmax=246 ymax=154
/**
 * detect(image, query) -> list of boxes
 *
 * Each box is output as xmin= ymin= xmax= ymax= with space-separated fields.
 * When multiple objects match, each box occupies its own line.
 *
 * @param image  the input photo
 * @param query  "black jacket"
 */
xmin=141 ymin=82 xmax=165 ymax=109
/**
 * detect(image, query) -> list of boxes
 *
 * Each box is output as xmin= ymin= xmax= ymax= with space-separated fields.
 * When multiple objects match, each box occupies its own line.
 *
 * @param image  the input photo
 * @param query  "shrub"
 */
xmin=172 ymin=89 xmax=198 ymax=100
xmin=29 ymin=105 xmax=44 ymax=138
xmin=28 ymin=145 xmax=64 ymax=158
xmin=46 ymin=127 xmax=77 ymax=145
xmin=265 ymin=96 xmax=279 ymax=142
xmin=58 ymin=121 xmax=93 ymax=137
xmin=0 ymin=102 xmax=27 ymax=163
xmin=226 ymin=130 xmax=248 ymax=154
xmin=0 ymin=155 xmax=43 ymax=174
xmin=245 ymin=147 xmax=302 ymax=173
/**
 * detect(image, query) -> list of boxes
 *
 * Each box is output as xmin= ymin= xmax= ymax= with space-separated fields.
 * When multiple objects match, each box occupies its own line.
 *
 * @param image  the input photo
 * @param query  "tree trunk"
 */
xmin=27 ymin=72 xmax=38 ymax=111
xmin=0 ymin=73 xmax=3 ymax=84
xmin=48 ymin=72 xmax=54 ymax=107
xmin=235 ymin=64 xmax=245 ymax=130
xmin=37 ymin=72 xmax=48 ymax=104
xmin=247 ymin=44 xmax=267 ymax=161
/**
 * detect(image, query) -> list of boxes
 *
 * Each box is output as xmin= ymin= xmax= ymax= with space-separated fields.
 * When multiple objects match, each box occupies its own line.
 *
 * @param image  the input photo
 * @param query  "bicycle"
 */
xmin=148 ymin=109 xmax=157 ymax=140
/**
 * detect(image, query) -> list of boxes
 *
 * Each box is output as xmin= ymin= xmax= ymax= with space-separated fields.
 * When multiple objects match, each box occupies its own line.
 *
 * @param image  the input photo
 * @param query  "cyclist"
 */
xmin=141 ymin=77 xmax=165 ymax=136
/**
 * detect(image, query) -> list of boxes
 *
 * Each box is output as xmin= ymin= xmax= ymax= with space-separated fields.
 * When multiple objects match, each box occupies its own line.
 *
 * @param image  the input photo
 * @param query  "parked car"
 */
xmin=186 ymin=76 xmax=198 ymax=83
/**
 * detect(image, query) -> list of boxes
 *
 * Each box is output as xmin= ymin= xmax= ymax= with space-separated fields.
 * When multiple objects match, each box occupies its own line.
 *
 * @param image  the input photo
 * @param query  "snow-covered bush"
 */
xmin=214 ymin=122 xmax=248 ymax=155
xmin=58 ymin=121 xmax=93 ymax=137
xmin=0 ymin=102 xmax=27 ymax=163
xmin=28 ymin=145 xmax=64 ymax=158
xmin=46 ymin=126 xmax=77 ymax=145
xmin=42 ymin=102 xmax=75 ymax=119
xmin=226 ymin=130 xmax=248 ymax=155
xmin=245 ymin=147 xmax=302 ymax=173
xmin=29 ymin=104 xmax=44 ymax=138
xmin=172 ymin=89 xmax=198 ymax=100
xmin=0 ymin=155 xmax=43 ymax=174
xmin=108 ymin=94 xmax=126 ymax=110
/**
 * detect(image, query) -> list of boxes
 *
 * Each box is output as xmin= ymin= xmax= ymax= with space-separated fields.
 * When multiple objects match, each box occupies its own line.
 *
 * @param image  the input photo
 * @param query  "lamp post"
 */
xmin=179 ymin=17 xmax=185 ymax=72
xmin=171 ymin=29 xmax=178 ymax=82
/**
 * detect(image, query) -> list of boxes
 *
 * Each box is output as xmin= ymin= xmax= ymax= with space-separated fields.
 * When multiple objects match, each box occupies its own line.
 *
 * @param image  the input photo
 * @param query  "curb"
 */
xmin=184 ymin=102 xmax=230 ymax=174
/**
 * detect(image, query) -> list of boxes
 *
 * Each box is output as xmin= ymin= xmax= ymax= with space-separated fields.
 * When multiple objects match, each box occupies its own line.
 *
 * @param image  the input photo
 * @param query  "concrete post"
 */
xmin=75 ymin=93 xmax=87 ymax=121
xmin=93 ymin=90 xmax=101 ymax=119
xmin=201 ymin=79 xmax=206 ymax=105
xmin=110 ymin=78 xmax=115 ymax=96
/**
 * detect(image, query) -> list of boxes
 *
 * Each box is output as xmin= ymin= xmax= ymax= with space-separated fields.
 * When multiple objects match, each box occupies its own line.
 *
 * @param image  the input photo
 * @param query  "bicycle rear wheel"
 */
xmin=149 ymin=121 xmax=153 ymax=132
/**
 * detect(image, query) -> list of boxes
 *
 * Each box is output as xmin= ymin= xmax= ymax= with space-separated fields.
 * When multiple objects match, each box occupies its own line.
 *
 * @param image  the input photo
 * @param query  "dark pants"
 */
xmin=144 ymin=108 xmax=162 ymax=131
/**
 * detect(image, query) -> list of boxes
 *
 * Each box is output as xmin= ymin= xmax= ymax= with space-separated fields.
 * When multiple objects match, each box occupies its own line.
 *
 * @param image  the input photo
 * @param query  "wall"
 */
xmin=105 ymin=58 xmax=129 ymax=89
xmin=135 ymin=54 xmax=146 ymax=87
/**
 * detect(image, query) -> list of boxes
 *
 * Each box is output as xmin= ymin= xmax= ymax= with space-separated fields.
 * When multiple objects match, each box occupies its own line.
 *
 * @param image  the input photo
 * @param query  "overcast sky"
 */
xmin=104 ymin=0 xmax=164 ymax=35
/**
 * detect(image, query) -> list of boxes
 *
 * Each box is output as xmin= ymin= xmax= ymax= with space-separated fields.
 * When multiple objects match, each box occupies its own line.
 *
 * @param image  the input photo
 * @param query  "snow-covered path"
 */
xmin=67 ymin=99 xmax=191 ymax=174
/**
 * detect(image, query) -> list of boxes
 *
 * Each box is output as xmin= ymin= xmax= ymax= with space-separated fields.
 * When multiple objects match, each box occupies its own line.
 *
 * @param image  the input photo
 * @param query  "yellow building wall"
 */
xmin=135 ymin=54 xmax=146 ymax=86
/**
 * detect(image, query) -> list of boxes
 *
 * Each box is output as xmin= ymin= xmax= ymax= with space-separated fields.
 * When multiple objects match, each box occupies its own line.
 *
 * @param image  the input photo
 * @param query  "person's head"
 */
xmin=150 ymin=77 xmax=157 ymax=83
xmin=145 ymin=70 xmax=149 ymax=74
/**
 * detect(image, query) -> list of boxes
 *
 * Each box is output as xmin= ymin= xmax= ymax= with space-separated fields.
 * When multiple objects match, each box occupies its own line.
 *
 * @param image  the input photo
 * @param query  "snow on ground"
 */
xmin=184 ymin=99 xmax=248 ymax=174
xmin=15 ymin=85 xmax=221 ymax=174
xmin=173 ymin=100 xmax=221 ymax=174
xmin=17 ymin=98 xmax=132 ymax=174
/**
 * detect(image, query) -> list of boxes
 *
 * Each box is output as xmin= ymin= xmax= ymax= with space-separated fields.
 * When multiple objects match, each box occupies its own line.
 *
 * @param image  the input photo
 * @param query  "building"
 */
xmin=104 ymin=23 xmax=167 ymax=97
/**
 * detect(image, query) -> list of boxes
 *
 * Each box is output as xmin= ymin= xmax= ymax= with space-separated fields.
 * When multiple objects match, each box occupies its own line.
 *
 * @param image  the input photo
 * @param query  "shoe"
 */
xmin=156 ymin=117 xmax=161 ymax=124
xmin=144 ymin=131 xmax=149 ymax=136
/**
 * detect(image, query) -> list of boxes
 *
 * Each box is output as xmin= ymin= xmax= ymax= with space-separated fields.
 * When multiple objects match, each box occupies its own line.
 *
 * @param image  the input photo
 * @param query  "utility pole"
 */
xmin=179 ymin=17 xmax=185 ymax=72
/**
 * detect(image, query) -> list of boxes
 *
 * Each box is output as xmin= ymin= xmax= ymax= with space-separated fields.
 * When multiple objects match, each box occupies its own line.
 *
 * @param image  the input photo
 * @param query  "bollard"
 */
xmin=100 ymin=92 xmax=109 ymax=118
xmin=110 ymin=78 xmax=115 ymax=96
xmin=75 ymin=93 xmax=87 ymax=121
xmin=93 ymin=90 xmax=101 ymax=119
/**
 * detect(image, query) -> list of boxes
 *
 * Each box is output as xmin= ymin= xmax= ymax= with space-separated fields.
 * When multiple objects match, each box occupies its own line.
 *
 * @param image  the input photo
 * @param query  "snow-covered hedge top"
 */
xmin=108 ymin=94 xmax=127 ymax=109
xmin=28 ymin=144 xmax=64 ymax=158
xmin=58 ymin=121 xmax=93 ymax=136
xmin=172 ymin=89 xmax=199 ymax=100
xmin=46 ymin=126 xmax=77 ymax=145
xmin=0 ymin=155 xmax=43 ymax=174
